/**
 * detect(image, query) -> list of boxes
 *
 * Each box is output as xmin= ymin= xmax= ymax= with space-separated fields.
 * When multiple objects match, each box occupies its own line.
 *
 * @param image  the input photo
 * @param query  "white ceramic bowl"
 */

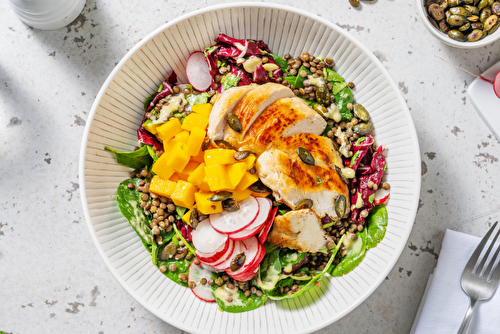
xmin=79 ymin=3 xmax=421 ymax=333
xmin=416 ymin=0 xmax=500 ymax=48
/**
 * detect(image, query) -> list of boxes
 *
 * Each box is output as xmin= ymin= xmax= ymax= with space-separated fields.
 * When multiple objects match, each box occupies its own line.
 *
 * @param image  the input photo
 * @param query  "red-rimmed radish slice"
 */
xmin=373 ymin=188 xmax=390 ymax=205
xmin=186 ymin=51 xmax=212 ymax=91
xmin=196 ymin=238 xmax=232 ymax=263
xmin=226 ymin=237 xmax=260 ymax=277
xmin=258 ymin=207 xmax=278 ymax=244
xmin=228 ymin=224 xmax=261 ymax=241
xmin=494 ymin=71 xmax=500 ymax=98
xmin=201 ymin=239 xmax=236 ymax=267
xmin=192 ymin=219 xmax=228 ymax=254
xmin=188 ymin=260 xmax=215 ymax=302
xmin=212 ymin=240 xmax=243 ymax=271
xmin=209 ymin=196 xmax=259 ymax=234
xmin=243 ymin=197 xmax=271 ymax=230
xmin=232 ymin=242 xmax=266 ymax=281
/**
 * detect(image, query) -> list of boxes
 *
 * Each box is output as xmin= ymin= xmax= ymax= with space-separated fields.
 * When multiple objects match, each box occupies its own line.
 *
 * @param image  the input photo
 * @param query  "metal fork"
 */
xmin=458 ymin=222 xmax=500 ymax=334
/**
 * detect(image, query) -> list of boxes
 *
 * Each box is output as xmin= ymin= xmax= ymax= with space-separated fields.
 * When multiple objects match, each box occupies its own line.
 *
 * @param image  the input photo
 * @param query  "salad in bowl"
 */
xmin=105 ymin=33 xmax=390 ymax=313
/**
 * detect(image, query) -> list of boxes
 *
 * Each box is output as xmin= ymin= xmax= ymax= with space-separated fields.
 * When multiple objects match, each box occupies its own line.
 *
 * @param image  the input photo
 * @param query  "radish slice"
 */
xmin=228 ymin=224 xmax=262 ymax=241
xmin=196 ymin=238 xmax=232 ymax=263
xmin=242 ymin=197 xmax=271 ymax=230
xmin=227 ymin=237 xmax=260 ymax=277
xmin=212 ymin=240 xmax=243 ymax=271
xmin=188 ymin=260 xmax=215 ymax=302
xmin=201 ymin=239 xmax=236 ymax=267
xmin=186 ymin=51 xmax=212 ymax=91
xmin=192 ymin=219 xmax=228 ymax=254
xmin=209 ymin=197 xmax=259 ymax=234
xmin=373 ymin=188 xmax=390 ymax=205
xmin=494 ymin=71 xmax=500 ymax=98
xmin=258 ymin=207 xmax=278 ymax=244
xmin=232 ymin=242 xmax=266 ymax=281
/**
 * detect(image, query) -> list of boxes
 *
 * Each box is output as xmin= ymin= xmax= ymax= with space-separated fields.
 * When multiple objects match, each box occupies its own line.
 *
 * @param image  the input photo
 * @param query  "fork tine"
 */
xmin=486 ymin=232 xmax=500 ymax=282
xmin=463 ymin=222 xmax=498 ymax=274
xmin=476 ymin=223 xmax=500 ymax=277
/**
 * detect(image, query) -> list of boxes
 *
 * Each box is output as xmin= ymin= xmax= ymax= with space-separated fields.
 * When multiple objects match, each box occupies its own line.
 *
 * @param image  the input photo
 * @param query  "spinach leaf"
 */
xmin=270 ymin=53 xmax=288 ymax=72
xmin=144 ymin=91 xmax=158 ymax=111
xmin=330 ymin=228 xmax=367 ymax=276
xmin=221 ymin=73 xmax=241 ymax=91
xmin=146 ymin=145 xmax=159 ymax=163
xmin=115 ymin=178 xmax=154 ymax=252
xmin=187 ymin=92 xmax=210 ymax=107
xmin=279 ymin=249 xmax=306 ymax=274
xmin=283 ymin=66 xmax=311 ymax=89
xmin=258 ymin=244 xmax=282 ymax=292
xmin=211 ymin=280 xmax=267 ymax=313
xmin=331 ymin=81 xmax=348 ymax=95
xmin=105 ymin=145 xmax=153 ymax=170
xmin=175 ymin=206 xmax=187 ymax=220
xmin=334 ymin=86 xmax=354 ymax=122
xmin=325 ymin=68 xmax=345 ymax=83
xmin=157 ymin=256 xmax=191 ymax=287
xmin=366 ymin=204 xmax=388 ymax=249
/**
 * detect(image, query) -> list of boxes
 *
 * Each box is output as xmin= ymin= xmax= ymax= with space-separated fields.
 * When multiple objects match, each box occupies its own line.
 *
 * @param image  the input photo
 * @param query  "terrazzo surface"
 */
xmin=1 ymin=0 xmax=500 ymax=333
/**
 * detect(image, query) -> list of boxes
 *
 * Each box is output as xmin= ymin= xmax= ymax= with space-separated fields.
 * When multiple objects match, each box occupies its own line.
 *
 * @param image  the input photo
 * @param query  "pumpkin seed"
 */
xmin=313 ymin=103 xmax=329 ymax=117
xmin=335 ymin=195 xmax=347 ymax=219
xmin=471 ymin=21 xmax=484 ymax=28
xmin=214 ymin=140 xmax=235 ymax=150
xmin=447 ymin=14 xmax=467 ymax=25
xmin=208 ymin=191 xmax=233 ymax=202
xmin=430 ymin=3 xmax=446 ymax=19
xmin=202 ymin=138 xmax=210 ymax=151
xmin=230 ymin=253 xmax=246 ymax=272
xmin=450 ymin=6 xmax=471 ymax=15
xmin=249 ymin=181 xmax=271 ymax=193
xmin=480 ymin=7 xmax=492 ymax=21
xmin=227 ymin=112 xmax=242 ymax=133
xmin=429 ymin=16 xmax=440 ymax=29
xmin=233 ymin=150 xmax=251 ymax=161
xmin=222 ymin=198 xmax=240 ymax=212
xmin=189 ymin=208 xmax=199 ymax=229
xmin=465 ymin=4 xmax=480 ymax=14
xmin=353 ymin=103 xmax=370 ymax=121
xmin=335 ymin=165 xmax=349 ymax=185
xmin=448 ymin=29 xmax=467 ymax=40
xmin=492 ymin=2 xmax=500 ymax=14
xmin=467 ymin=14 xmax=480 ymax=21
xmin=489 ymin=20 xmax=500 ymax=32
xmin=440 ymin=19 xmax=452 ymax=32
xmin=353 ymin=123 xmax=374 ymax=136
xmin=467 ymin=28 xmax=485 ymax=40
xmin=478 ymin=0 xmax=489 ymax=10
xmin=315 ymin=85 xmax=330 ymax=105
xmin=159 ymin=243 xmax=177 ymax=261
xmin=483 ymin=13 xmax=498 ymax=29
xmin=297 ymin=147 xmax=315 ymax=166
xmin=459 ymin=21 xmax=472 ymax=30
xmin=448 ymin=0 xmax=464 ymax=6
xmin=296 ymin=199 xmax=313 ymax=210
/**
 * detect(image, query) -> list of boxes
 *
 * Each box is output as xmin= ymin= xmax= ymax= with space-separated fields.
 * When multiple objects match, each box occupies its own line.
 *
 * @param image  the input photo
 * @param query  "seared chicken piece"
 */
xmin=267 ymin=209 xmax=333 ymax=253
xmin=231 ymin=83 xmax=294 ymax=138
xmin=256 ymin=133 xmax=349 ymax=219
xmin=238 ymin=97 xmax=327 ymax=155
xmin=207 ymin=85 xmax=256 ymax=142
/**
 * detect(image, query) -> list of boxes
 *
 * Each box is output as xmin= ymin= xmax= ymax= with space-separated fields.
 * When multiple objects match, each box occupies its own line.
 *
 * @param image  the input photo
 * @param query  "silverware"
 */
xmin=458 ymin=222 xmax=500 ymax=334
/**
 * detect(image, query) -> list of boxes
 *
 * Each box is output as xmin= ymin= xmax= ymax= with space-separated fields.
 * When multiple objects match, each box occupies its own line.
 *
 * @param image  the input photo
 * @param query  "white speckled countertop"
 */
xmin=1 ymin=0 xmax=500 ymax=333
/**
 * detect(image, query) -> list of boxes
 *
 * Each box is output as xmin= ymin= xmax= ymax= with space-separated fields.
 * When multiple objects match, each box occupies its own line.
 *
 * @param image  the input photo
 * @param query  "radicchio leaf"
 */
xmin=252 ymin=64 xmax=269 ymax=84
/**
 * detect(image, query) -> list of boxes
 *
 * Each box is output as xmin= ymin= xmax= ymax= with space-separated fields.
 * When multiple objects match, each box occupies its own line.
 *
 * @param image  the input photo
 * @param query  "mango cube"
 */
xmin=232 ymin=188 xmax=253 ymax=202
xmin=205 ymin=164 xmax=233 ymax=191
xmin=252 ymin=191 xmax=271 ymax=198
xmin=187 ymin=163 xmax=206 ymax=187
xmin=166 ymin=142 xmax=190 ymax=173
xmin=227 ymin=162 xmax=248 ymax=188
xmin=171 ymin=180 xmax=197 ymax=209
xmin=174 ymin=131 xmax=190 ymax=144
xmin=150 ymin=176 xmax=177 ymax=198
xmin=163 ymin=137 xmax=176 ymax=153
xmin=242 ymin=154 xmax=256 ymax=170
xmin=181 ymin=113 xmax=209 ymax=131
xmin=204 ymin=149 xmax=237 ymax=166
xmin=191 ymin=149 xmax=205 ymax=164
xmin=152 ymin=154 xmax=175 ymax=180
xmin=174 ymin=172 xmax=188 ymax=181
xmin=182 ymin=205 xmax=197 ymax=226
xmin=170 ymin=174 xmax=180 ymax=182
xmin=191 ymin=103 xmax=213 ymax=117
xmin=199 ymin=176 xmax=211 ymax=192
xmin=156 ymin=118 xmax=182 ymax=143
xmin=195 ymin=191 xmax=223 ymax=215
xmin=186 ymin=127 xmax=206 ymax=156
xmin=236 ymin=171 xmax=259 ymax=191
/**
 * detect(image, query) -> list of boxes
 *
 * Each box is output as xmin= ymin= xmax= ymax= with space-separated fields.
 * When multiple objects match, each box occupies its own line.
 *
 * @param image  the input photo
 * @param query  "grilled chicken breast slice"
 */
xmin=207 ymin=85 xmax=256 ymax=142
xmin=256 ymin=135 xmax=349 ymax=219
xmin=238 ymin=97 xmax=327 ymax=155
xmin=231 ymin=83 xmax=294 ymax=138
xmin=267 ymin=209 xmax=333 ymax=253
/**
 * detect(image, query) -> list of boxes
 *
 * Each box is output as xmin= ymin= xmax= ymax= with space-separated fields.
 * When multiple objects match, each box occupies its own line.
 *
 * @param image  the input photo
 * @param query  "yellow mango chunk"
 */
xmin=227 ymin=162 xmax=248 ymax=188
xmin=232 ymin=188 xmax=253 ymax=202
xmin=163 ymin=137 xmax=176 ymax=153
xmin=204 ymin=149 xmax=237 ymax=166
xmin=187 ymin=163 xmax=206 ymax=187
xmin=166 ymin=142 xmax=190 ymax=173
xmin=242 ymin=154 xmax=256 ymax=170
xmin=195 ymin=191 xmax=223 ymax=215
xmin=205 ymin=164 xmax=233 ymax=191
xmin=236 ymin=171 xmax=259 ymax=191
xmin=152 ymin=154 xmax=175 ymax=180
xmin=186 ymin=127 xmax=206 ymax=156
xmin=171 ymin=180 xmax=197 ymax=209
xmin=191 ymin=103 xmax=213 ymax=117
xmin=199 ymin=176 xmax=211 ymax=192
xmin=170 ymin=173 xmax=180 ymax=182
xmin=156 ymin=118 xmax=182 ymax=143
xmin=142 ymin=120 xmax=161 ymax=135
xmin=191 ymin=149 xmax=205 ymax=164
xmin=175 ymin=172 xmax=188 ymax=181
xmin=181 ymin=161 xmax=199 ymax=176
xmin=181 ymin=113 xmax=209 ymax=131
xmin=182 ymin=205 xmax=197 ymax=226
xmin=174 ymin=131 xmax=190 ymax=144
xmin=150 ymin=175 xmax=177 ymax=198
xmin=252 ymin=191 xmax=271 ymax=198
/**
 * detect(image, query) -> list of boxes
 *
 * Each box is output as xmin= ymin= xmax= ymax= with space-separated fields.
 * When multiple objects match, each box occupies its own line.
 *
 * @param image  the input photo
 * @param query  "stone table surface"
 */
xmin=1 ymin=0 xmax=500 ymax=333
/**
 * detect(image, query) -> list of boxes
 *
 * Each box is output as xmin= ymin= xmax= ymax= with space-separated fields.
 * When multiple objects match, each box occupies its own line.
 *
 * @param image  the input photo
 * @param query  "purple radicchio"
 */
xmin=176 ymin=220 xmax=193 ymax=242
xmin=252 ymin=64 xmax=270 ymax=84
xmin=137 ymin=115 xmax=163 ymax=150
xmin=347 ymin=136 xmax=374 ymax=172
xmin=215 ymin=33 xmax=263 ymax=58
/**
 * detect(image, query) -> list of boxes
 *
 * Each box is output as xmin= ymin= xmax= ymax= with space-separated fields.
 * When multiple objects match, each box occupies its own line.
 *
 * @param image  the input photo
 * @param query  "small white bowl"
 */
xmin=416 ymin=0 xmax=500 ymax=48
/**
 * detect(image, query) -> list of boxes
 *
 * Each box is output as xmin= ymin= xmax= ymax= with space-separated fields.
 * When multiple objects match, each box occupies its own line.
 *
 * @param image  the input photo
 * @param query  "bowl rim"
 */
xmin=416 ymin=0 xmax=500 ymax=49
xmin=79 ymin=2 xmax=421 ymax=333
